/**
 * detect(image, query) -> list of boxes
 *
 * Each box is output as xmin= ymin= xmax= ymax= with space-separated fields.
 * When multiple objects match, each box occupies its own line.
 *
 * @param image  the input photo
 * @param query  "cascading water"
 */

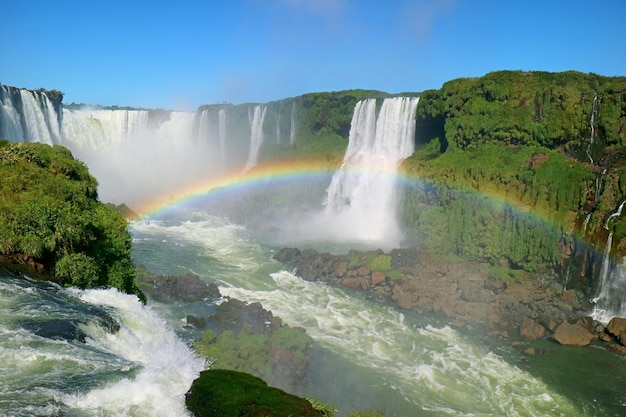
xmin=0 ymin=269 xmax=205 ymax=417
xmin=0 ymin=86 xmax=62 ymax=144
xmin=0 ymin=86 xmax=25 ymax=141
xmin=592 ymin=199 xmax=626 ymax=322
xmin=62 ymin=109 xmax=151 ymax=150
xmin=244 ymin=104 xmax=267 ymax=172
xmin=218 ymin=108 xmax=226 ymax=158
xmin=585 ymin=95 xmax=600 ymax=165
xmin=289 ymin=101 xmax=296 ymax=145
xmin=309 ymin=96 xmax=419 ymax=249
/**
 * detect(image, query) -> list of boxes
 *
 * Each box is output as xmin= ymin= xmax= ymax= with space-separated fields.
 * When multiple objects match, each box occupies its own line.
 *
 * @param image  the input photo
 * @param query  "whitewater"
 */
xmin=2 ymin=89 xmax=626 ymax=416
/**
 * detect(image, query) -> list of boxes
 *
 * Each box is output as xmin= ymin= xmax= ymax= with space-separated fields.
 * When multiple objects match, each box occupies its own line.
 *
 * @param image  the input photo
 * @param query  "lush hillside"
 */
xmin=0 ymin=140 xmax=143 ymax=299
xmin=399 ymin=70 xmax=626 ymax=294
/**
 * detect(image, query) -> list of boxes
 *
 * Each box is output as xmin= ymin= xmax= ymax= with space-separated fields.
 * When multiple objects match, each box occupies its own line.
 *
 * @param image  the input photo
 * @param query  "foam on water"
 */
xmin=64 ymin=288 xmax=206 ymax=417
xmin=221 ymin=271 xmax=579 ymax=416
xmin=0 ymin=270 xmax=205 ymax=417
xmin=136 ymin=214 xmax=582 ymax=416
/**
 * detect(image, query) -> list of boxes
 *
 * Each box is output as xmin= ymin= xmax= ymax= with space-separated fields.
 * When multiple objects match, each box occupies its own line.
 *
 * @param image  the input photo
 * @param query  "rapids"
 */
xmin=128 ymin=210 xmax=626 ymax=416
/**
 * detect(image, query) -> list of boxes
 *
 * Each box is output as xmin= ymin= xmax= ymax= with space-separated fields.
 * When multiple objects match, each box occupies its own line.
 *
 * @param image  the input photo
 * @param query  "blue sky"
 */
xmin=2 ymin=0 xmax=625 ymax=110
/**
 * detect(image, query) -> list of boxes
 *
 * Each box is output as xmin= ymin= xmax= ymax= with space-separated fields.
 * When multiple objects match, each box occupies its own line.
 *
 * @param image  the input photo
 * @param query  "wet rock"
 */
xmin=520 ymin=319 xmax=546 ymax=340
xmin=561 ymin=290 xmax=583 ymax=309
xmin=524 ymin=347 xmax=536 ymax=356
xmin=186 ymin=369 xmax=325 ymax=417
xmin=607 ymin=343 xmax=626 ymax=356
xmin=553 ymin=321 xmax=595 ymax=346
xmin=135 ymin=266 xmax=221 ymax=302
xmin=607 ymin=317 xmax=626 ymax=344
xmin=22 ymin=319 xmax=87 ymax=343
xmin=371 ymin=271 xmax=386 ymax=286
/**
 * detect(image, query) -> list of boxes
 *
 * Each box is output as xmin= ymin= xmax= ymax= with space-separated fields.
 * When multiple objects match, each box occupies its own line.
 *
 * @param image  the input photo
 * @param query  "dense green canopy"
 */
xmin=0 ymin=140 xmax=143 ymax=299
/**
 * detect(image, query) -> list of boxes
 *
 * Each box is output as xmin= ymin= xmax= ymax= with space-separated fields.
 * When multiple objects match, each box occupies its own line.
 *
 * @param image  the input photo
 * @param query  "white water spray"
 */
xmin=218 ymin=108 xmax=226 ymax=158
xmin=289 ymin=101 xmax=296 ymax=145
xmin=244 ymin=105 xmax=267 ymax=172
xmin=64 ymin=288 xmax=206 ymax=416
xmin=305 ymin=97 xmax=419 ymax=249
xmin=592 ymin=199 xmax=626 ymax=322
xmin=585 ymin=95 xmax=600 ymax=165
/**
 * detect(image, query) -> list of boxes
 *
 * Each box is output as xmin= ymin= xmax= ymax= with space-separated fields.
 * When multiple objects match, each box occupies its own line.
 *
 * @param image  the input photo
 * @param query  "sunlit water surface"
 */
xmin=129 ymin=210 xmax=626 ymax=417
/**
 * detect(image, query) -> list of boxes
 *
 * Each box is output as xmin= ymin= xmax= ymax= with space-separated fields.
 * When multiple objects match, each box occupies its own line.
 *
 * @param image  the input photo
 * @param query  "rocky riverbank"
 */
xmin=274 ymin=247 xmax=626 ymax=355
xmin=134 ymin=266 xmax=314 ymax=392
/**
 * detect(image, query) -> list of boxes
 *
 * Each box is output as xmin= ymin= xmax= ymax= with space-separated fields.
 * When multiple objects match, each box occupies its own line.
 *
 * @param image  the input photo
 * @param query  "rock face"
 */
xmin=520 ymin=319 xmax=547 ymax=341
xmin=134 ymin=265 xmax=221 ymax=302
xmin=273 ymin=247 xmax=626 ymax=356
xmin=553 ymin=321 xmax=595 ymax=346
xmin=186 ymin=369 xmax=325 ymax=417
xmin=198 ymin=298 xmax=313 ymax=393
xmin=274 ymin=247 xmax=588 ymax=338
xmin=607 ymin=317 xmax=626 ymax=343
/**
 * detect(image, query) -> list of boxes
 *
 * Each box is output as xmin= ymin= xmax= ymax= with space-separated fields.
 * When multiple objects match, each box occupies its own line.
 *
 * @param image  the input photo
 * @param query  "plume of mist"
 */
xmin=68 ymin=111 xmax=228 ymax=209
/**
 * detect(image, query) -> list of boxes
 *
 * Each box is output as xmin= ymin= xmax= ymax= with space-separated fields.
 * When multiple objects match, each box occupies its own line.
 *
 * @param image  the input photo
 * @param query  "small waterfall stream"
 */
xmin=244 ymin=105 xmax=267 ymax=172
xmin=592 ymin=199 xmax=626 ymax=322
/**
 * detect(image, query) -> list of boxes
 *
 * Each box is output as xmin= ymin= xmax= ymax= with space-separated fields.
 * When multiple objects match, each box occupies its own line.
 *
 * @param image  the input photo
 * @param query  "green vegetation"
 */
xmin=0 ymin=141 xmax=143 ymax=299
xmin=186 ymin=369 xmax=325 ymax=417
xmin=398 ymin=71 xmax=626 ymax=292
xmin=415 ymin=70 xmax=626 ymax=153
xmin=186 ymin=369 xmax=389 ymax=417
xmin=369 ymin=254 xmax=392 ymax=272
xmin=488 ymin=265 xmax=525 ymax=282
xmin=194 ymin=321 xmax=312 ymax=387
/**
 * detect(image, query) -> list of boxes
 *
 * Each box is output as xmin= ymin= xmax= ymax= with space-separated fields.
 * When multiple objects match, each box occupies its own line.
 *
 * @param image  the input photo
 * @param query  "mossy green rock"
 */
xmin=185 ymin=369 xmax=325 ymax=417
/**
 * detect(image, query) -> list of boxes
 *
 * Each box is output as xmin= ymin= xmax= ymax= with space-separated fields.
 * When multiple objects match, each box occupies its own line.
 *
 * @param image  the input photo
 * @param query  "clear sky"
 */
xmin=2 ymin=0 xmax=625 ymax=110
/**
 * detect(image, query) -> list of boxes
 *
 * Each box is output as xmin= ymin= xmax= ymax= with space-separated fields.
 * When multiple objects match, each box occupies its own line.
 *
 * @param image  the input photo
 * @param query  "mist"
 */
xmin=62 ymin=109 xmax=239 ymax=209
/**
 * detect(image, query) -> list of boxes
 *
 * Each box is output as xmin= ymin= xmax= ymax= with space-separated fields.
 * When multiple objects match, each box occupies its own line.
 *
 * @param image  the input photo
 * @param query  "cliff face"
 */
xmin=1 ymin=71 xmax=624 ymax=297
xmin=402 ymin=70 xmax=626 ymax=295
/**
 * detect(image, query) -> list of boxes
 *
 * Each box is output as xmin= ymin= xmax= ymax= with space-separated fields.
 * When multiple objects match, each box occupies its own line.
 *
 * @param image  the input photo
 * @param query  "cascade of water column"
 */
xmin=586 ymin=95 xmax=600 ymax=165
xmin=317 ymin=96 xmax=419 ymax=248
xmin=244 ymin=105 xmax=267 ymax=172
xmin=218 ymin=108 xmax=226 ymax=158
xmin=0 ymin=86 xmax=63 ymax=144
xmin=289 ymin=101 xmax=296 ymax=145
xmin=592 ymin=199 xmax=626 ymax=322
xmin=276 ymin=113 xmax=281 ymax=145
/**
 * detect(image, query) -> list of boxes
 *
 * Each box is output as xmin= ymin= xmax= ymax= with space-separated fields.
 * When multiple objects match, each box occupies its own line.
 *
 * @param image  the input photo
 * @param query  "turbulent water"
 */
xmin=0 ymin=269 xmax=205 ymax=417
xmin=3 ymin=88 xmax=626 ymax=416
xmin=129 ymin=210 xmax=626 ymax=417
xmin=4 ymin=210 xmax=626 ymax=416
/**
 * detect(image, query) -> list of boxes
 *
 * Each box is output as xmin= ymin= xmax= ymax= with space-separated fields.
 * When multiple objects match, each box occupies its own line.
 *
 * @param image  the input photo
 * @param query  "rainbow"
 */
xmin=136 ymin=157 xmax=567 ymax=230
xmin=136 ymin=159 xmax=340 ymax=218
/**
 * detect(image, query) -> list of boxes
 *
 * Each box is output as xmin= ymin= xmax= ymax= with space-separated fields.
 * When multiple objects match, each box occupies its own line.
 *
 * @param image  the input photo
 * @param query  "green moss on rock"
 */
xmin=185 ymin=369 xmax=325 ymax=417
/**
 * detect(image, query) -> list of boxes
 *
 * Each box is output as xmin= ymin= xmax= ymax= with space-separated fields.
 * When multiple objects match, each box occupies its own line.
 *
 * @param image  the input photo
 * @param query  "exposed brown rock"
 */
xmin=371 ymin=271 xmax=386 ymax=286
xmin=520 ymin=319 xmax=546 ymax=340
xmin=607 ymin=317 xmax=626 ymax=344
xmin=553 ymin=321 xmax=595 ymax=346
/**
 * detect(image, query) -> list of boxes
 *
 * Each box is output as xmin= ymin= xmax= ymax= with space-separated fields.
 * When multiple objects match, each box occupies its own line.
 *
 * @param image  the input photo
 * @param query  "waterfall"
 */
xmin=244 ymin=105 xmax=266 ymax=172
xmin=62 ymin=109 xmax=151 ymax=149
xmin=0 ymin=86 xmax=62 ymax=144
xmin=582 ymin=213 xmax=592 ymax=233
xmin=289 ymin=101 xmax=296 ymax=145
xmin=585 ymin=95 xmax=600 ymax=165
xmin=0 ymin=85 xmax=25 ymax=141
xmin=592 ymin=199 xmax=626 ymax=322
xmin=317 ymin=96 xmax=419 ymax=248
xmin=218 ymin=108 xmax=226 ymax=158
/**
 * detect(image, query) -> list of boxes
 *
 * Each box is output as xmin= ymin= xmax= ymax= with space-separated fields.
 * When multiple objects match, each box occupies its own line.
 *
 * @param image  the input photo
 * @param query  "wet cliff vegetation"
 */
xmin=195 ymin=71 xmax=626 ymax=298
xmin=0 ymin=140 xmax=143 ymax=299
xmin=399 ymin=70 xmax=626 ymax=295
